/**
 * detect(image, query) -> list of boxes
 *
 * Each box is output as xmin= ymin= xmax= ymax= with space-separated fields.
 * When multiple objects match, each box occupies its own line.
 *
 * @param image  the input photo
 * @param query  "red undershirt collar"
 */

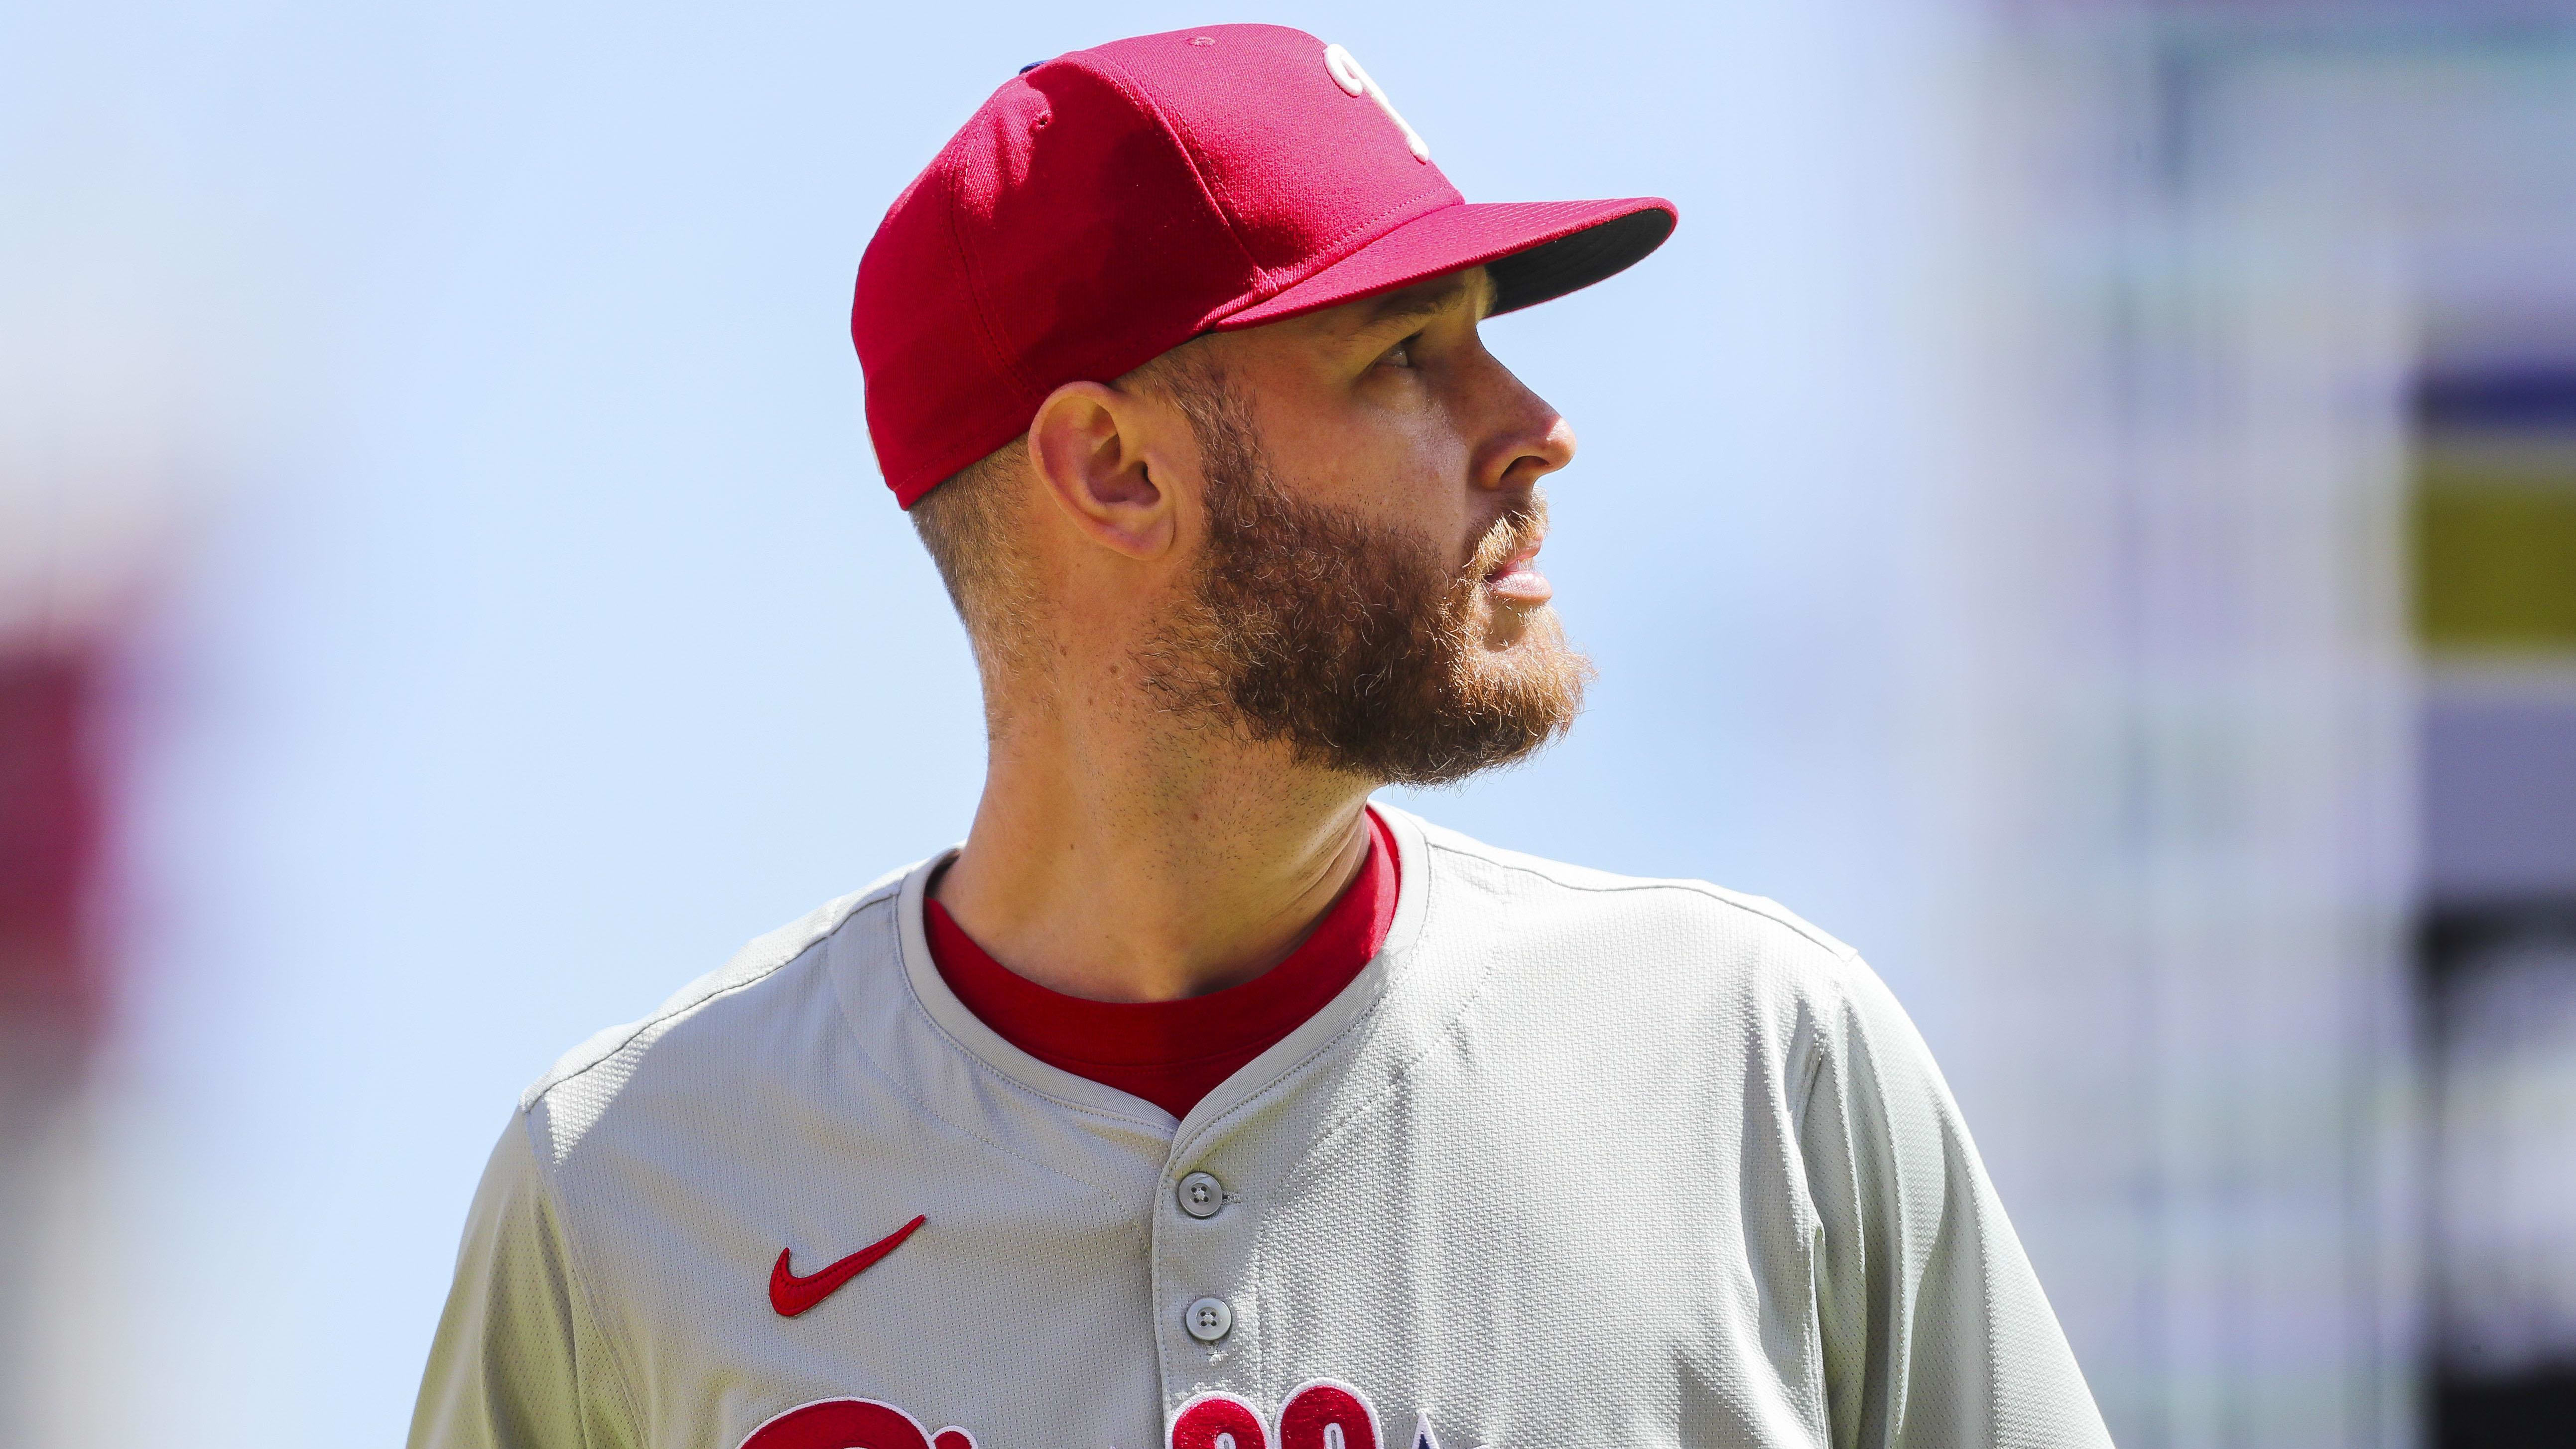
xmin=922 ymin=807 xmax=1399 ymax=1120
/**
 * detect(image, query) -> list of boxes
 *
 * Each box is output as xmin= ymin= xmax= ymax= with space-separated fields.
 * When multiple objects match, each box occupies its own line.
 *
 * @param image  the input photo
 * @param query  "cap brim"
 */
xmin=1212 ymin=196 xmax=1676 ymax=331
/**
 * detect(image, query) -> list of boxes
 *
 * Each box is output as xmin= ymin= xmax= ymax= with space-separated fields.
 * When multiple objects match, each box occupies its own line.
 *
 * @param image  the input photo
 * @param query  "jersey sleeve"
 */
xmin=1797 ymin=957 xmax=2113 ymax=1449
xmin=409 ymin=1112 xmax=638 ymax=1449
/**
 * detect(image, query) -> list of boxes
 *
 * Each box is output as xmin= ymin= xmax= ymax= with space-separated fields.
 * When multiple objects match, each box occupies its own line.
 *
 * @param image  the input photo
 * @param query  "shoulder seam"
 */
xmin=520 ymin=880 xmax=904 ymax=1112
xmin=1416 ymin=831 xmax=1864 ymax=965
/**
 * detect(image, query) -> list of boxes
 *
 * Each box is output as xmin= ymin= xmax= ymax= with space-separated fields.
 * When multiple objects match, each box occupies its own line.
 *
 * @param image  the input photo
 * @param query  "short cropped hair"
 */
xmin=903 ymin=345 xmax=1217 ymax=694
xmin=908 ymin=436 xmax=1035 ymax=675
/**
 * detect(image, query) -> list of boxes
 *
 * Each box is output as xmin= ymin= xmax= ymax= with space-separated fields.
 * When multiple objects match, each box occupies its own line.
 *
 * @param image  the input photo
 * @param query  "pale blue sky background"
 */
xmin=8 ymin=1 xmax=1962 ymax=1441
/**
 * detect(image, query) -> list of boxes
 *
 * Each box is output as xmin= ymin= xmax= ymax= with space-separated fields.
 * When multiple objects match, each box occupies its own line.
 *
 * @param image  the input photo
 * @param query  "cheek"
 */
xmin=1274 ymin=410 xmax=1472 ymax=541
xmin=1375 ymin=450 xmax=1475 ymax=558
xmin=1368 ymin=406 xmax=1479 ymax=533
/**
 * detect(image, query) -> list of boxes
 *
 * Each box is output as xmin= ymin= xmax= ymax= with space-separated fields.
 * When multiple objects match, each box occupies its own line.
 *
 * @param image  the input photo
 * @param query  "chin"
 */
xmin=1473 ymin=598 xmax=1557 ymax=652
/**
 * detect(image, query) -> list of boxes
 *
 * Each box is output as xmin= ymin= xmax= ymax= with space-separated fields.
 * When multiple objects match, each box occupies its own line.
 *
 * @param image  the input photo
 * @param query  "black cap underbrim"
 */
xmin=1488 ymin=205 xmax=1678 ymax=316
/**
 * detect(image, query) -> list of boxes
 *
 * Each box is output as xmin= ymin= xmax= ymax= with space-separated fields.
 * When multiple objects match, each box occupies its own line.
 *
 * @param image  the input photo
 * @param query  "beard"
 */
xmin=1135 ymin=369 xmax=1593 ymax=787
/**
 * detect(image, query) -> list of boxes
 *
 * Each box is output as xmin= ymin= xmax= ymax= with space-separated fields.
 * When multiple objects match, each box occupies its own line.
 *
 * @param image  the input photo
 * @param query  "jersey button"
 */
xmin=1176 ymin=1171 xmax=1225 ymax=1218
xmin=1184 ymin=1296 xmax=1233 ymax=1343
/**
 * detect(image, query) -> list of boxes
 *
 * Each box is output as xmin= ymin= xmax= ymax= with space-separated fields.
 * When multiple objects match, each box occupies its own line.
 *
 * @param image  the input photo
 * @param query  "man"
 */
xmin=412 ymin=24 xmax=2111 ymax=1449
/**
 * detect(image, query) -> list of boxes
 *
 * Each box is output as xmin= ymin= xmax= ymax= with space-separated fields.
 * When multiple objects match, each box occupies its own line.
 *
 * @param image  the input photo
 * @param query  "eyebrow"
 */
xmin=1357 ymin=272 xmax=1490 ymax=334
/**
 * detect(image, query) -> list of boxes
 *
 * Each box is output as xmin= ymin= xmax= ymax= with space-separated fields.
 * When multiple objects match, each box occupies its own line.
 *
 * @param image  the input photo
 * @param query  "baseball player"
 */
xmin=411 ymin=24 xmax=2112 ymax=1449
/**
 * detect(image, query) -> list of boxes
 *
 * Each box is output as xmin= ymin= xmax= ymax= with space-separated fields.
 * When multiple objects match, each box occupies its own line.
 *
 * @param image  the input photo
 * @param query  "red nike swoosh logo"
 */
xmin=770 ymin=1215 xmax=926 ymax=1318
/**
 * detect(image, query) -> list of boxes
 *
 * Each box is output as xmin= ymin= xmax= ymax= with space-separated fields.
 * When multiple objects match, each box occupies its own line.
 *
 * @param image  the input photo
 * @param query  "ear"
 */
xmin=1026 ymin=380 xmax=1179 ymax=561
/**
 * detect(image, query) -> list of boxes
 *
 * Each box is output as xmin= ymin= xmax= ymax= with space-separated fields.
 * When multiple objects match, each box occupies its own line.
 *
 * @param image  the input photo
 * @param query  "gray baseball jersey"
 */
xmin=410 ymin=806 xmax=2111 ymax=1449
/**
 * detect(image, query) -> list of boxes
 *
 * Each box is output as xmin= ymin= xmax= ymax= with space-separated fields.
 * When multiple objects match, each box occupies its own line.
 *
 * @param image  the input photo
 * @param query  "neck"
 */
xmin=932 ymin=683 xmax=1377 ymax=1004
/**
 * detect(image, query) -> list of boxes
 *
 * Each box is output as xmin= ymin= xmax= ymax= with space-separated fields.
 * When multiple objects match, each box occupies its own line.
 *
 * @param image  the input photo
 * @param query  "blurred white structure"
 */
xmin=1917 ymin=11 xmax=2576 ymax=1449
xmin=1915 ymin=12 xmax=2425 ymax=1449
xmin=2433 ymin=932 xmax=2576 ymax=1378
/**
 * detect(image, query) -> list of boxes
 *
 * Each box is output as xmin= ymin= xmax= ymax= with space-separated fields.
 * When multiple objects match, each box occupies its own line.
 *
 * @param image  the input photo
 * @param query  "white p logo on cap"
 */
xmin=1323 ymin=43 xmax=1431 ymax=162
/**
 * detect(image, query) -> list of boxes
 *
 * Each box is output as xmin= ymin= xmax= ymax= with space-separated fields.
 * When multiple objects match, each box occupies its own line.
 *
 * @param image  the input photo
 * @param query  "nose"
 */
xmin=1473 ymin=363 xmax=1577 ymax=494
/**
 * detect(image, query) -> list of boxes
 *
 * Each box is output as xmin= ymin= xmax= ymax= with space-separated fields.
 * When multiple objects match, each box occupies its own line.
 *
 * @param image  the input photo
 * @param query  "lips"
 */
xmin=1482 ymin=541 xmax=1552 ymax=604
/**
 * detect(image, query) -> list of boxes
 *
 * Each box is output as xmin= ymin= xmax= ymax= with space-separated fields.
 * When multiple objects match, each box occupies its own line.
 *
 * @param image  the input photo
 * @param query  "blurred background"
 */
xmin=4 ymin=0 xmax=2574 ymax=1445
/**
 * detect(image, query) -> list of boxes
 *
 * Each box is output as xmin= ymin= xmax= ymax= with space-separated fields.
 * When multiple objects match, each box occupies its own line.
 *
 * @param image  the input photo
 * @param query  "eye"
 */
xmin=1378 ymin=335 xmax=1420 ymax=370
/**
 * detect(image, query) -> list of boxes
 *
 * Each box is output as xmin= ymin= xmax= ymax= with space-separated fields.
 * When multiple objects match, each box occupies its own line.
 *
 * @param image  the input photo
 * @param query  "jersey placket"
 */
xmin=1153 ymin=1112 xmax=1271 ymax=1420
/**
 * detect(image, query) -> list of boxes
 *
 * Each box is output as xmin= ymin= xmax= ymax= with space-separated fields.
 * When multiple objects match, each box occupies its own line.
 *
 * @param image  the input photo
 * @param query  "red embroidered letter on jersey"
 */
xmin=1276 ymin=1381 xmax=1382 ymax=1449
xmin=737 ymin=1397 xmax=977 ymax=1449
xmin=1168 ymin=1391 xmax=1272 ymax=1449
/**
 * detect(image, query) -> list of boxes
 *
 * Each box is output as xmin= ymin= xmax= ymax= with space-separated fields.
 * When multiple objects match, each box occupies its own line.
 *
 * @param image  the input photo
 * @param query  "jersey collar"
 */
xmin=887 ymin=804 xmax=1434 ymax=1136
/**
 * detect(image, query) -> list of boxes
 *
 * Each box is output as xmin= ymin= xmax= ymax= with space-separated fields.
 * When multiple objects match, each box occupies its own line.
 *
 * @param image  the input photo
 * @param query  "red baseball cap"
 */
xmin=853 ymin=23 xmax=1677 ymax=508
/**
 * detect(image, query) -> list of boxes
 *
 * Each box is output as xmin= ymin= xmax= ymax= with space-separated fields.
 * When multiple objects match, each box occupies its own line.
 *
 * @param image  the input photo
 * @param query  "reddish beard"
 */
xmin=1137 ymin=370 xmax=1593 ymax=787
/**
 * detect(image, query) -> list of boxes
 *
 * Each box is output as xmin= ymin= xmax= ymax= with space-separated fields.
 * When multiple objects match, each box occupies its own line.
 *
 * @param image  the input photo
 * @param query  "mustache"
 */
xmin=1464 ymin=493 xmax=1551 ymax=582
